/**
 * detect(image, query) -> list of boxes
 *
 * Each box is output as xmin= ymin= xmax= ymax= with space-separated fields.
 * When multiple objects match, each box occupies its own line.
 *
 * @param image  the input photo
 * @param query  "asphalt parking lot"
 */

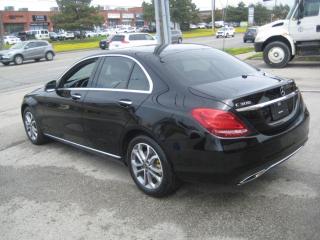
xmin=0 ymin=49 xmax=319 ymax=240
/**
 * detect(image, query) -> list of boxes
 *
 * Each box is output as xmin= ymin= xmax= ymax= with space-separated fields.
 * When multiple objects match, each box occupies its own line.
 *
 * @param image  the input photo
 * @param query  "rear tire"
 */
xmin=45 ymin=51 xmax=54 ymax=61
xmin=263 ymin=41 xmax=291 ymax=68
xmin=23 ymin=107 xmax=48 ymax=145
xmin=127 ymin=135 xmax=181 ymax=197
xmin=14 ymin=55 xmax=23 ymax=65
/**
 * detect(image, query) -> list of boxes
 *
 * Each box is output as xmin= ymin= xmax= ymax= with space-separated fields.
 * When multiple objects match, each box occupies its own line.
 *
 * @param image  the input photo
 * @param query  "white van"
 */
xmin=254 ymin=0 xmax=320 ymax=68
xmin=27 ymin=30 xmax=50 ymax=40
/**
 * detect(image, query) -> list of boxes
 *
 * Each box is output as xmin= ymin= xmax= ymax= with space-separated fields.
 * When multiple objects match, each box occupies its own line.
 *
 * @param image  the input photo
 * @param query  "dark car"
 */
xmin=49 ymin=32 xmax=59 ymax=41
xmin=21 ymin=44 xmax=309 ymax=197
xmin=99 ymin=35 xmax=114 ymax=50
xmin=244 ymin=27 xmax=258 ymax=43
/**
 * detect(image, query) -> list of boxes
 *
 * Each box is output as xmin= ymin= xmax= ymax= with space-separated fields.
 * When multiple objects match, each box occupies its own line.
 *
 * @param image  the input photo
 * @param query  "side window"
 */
xmin=143 ymin=34 xmax=154 ymax=40
xmin=60 ymin=58 xmax=98 ymax=89
xmin=26 ymin=42 xmax=36 ymax=48
xmin=128 ymin=64 xmax=150 ymax=91
xmin=96 ymin=57 xmax=134 ymax=89
xmin=129 ymin=34 xmax=138 ymax=41
xmin=112 ymin=35 xmax=125 ymax=42
xmin=304 ymin=0 xmax=320 ymax=17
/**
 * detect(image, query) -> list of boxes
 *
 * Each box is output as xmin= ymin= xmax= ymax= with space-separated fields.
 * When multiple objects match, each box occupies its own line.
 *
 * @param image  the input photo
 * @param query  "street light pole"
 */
xmin=211 ymin=0 xmax=215 ymax=33
xmin=154 ymin=0 xmax=171 ymax=45
xmin=0 ymin=11 xmax=4 ymax=50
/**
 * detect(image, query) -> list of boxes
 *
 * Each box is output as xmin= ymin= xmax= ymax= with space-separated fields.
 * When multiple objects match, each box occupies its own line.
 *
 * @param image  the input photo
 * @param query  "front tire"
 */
xmin=45 ymin=51 xmax=54 ymax=61
xmin=263 ymin=41 xmax=291 ymax=68
xmin=127 ymin=135 xmax=181 ymax=197
xmin=23 ymin=107 xmax=48 ymax=145
xmin=14 ymin=55 xmax=23 ymax=65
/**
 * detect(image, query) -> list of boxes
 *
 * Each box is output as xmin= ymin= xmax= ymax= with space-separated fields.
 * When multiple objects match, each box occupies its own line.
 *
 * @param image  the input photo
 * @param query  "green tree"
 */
xmin=142 ymin=0 xmax=199 ymax=27
xmin=225 ymin=2 xmax=248 ymax=22
xmin=52 ymin=0 xmax=104 ymax=31
xmin=272 ymin=4 xmax=290 ymax=20
xmin=142 ymin=1 xmax=155 ymax=23
xmin=253 ymin=3 xmax=271 ymax=25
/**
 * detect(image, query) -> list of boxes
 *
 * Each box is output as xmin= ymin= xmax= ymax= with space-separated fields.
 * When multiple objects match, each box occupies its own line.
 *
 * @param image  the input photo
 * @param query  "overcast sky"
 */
xmin=0 ymin=0 xmax=294 ymax=11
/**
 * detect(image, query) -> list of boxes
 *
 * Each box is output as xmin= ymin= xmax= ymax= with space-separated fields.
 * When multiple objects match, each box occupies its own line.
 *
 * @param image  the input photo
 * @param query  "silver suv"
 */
xmin=0 ymin=40 xmax=55 ymax=66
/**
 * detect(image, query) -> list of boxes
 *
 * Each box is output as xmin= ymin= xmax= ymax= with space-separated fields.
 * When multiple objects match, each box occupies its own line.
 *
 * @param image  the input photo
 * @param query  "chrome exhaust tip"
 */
xmin=237 ymin=169 xmax=267 ymax=186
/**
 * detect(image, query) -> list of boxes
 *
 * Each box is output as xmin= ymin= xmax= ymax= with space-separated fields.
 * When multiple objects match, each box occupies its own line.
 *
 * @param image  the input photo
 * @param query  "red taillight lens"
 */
xmin=191 ymin=108 xmax=249 ymax=138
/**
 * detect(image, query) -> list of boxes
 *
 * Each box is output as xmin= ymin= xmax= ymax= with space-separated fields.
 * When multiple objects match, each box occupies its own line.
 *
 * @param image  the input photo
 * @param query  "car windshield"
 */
xmin=162 ymin=48 xmax=257 ymax=86
xmin=10 ymin=42 xmax=25 ymax=49
xmin=248 ymin=28 xmax=256 ymax=33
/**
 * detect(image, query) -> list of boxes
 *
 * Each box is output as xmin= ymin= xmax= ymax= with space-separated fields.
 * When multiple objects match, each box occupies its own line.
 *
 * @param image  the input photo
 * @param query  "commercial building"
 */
xmin=0 ymin=7 xmax=144 ymax=34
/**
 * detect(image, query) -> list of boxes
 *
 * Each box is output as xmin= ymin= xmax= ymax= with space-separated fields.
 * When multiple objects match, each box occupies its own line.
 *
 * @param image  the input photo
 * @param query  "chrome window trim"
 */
xmin=57 ymin=54 xmax=153 ymax=94
xmin=44 ymin=133 xmax=121 ymax=159
xmin=236 ymin=90 xmax=299 ymax=112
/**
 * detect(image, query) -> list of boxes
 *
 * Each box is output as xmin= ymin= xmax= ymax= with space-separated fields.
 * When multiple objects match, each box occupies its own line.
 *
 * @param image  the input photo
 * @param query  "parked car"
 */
xmin=0 ymin=40 xmax=55 ymax=66
xmin=72 ymin=31 xmax=86 ymax=39
xmin=243 ymin=27 xmax=258 ymax=43
xmin=99 ymin=35 xmax=114 ymax=50
xmin=108 ymin=33 xmax=157 ymax=50
xmin=64 ymin=32 xmax=75 ymax=40
xmin=197 ymin=23 xmax=207 ymax=29
xmin=49 ymin=32 xmax=59 ymax=41
xmin=85 ymin=31 xmax=98 ymax=38
xmin=21 ymin=44 xmax=309 ymax=197
xmin=190 ymin=24 xmax=198 ymax=30
xmin=171 ymin=30 xmax=183 ymax=44
xmin=27 ymin=29 xmax=50 ymax=40
xmin=216 ymin=26 xmax=235 ymax=38
xmin=3 ymin=35 xmax=21 ymax=45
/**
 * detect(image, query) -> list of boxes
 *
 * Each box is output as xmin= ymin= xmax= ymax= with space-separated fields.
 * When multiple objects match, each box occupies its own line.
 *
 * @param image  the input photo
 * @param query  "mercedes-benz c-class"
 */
xmin=21 ymin=44 xmax=309 ymax=197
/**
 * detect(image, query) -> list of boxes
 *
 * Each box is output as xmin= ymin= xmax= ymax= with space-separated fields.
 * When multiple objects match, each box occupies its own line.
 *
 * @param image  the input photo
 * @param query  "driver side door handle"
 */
xmin=71 ymin=93 xmax=82 ymax=100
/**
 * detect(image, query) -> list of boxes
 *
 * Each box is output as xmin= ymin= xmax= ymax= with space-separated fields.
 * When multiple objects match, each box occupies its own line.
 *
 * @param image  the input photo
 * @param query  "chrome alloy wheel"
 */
xmin=131 ymin=143 xmax=163 ymax=190
xmin=268 ymin=47 xmax=285 ymax=64
xmin=24 ymin=112 xmax=38 ymax=141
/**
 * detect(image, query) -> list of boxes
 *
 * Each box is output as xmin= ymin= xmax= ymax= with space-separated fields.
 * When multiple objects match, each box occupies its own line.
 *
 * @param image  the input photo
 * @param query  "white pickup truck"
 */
xmin=254 ymin=0 xmax=320 ymax=68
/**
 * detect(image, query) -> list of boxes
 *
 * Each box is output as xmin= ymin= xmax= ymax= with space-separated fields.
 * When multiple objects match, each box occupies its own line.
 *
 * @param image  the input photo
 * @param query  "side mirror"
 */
xmin=45 ymin=80 xmax=57 ymax=92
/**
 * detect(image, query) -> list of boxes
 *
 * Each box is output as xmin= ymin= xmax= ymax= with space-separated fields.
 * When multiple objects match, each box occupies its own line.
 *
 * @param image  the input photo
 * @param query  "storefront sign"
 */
xmin=108 ymin=13 xmax=120 ymax=19
xmin=32 ymin=15 xmax=47 ymax=22
xmin=122 ymin=13 xmax=134 ymax=19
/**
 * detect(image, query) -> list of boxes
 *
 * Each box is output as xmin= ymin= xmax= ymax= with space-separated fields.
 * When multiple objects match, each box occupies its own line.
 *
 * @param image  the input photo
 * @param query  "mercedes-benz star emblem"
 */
xmin=280 ymin=86 xmax=285 ymax=96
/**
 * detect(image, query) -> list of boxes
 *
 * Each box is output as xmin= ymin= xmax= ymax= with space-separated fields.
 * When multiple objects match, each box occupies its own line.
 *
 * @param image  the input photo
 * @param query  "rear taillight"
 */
xmin=122 ymin=40 xmax=129 ymax=44
xmin=191 ymin=108 xmax=249 ymax=138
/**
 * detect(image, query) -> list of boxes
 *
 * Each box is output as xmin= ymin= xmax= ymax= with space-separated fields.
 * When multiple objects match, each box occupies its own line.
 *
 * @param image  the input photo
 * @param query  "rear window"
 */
xmin=112 ymin=35 xmax=125 ymax=42
xmin=162 ymin=49 xmax=256 ymax=86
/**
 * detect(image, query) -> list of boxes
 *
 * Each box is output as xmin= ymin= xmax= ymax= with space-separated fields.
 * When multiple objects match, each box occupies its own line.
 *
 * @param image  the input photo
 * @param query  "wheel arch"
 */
xmin=121 ymin=128 xmax=157 ymax=165
xmin=262 ymin=35 xmax=295 ymax=56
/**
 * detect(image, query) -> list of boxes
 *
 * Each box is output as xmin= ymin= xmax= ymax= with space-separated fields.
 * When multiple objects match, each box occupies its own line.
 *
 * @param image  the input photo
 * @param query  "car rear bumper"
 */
xmin=171 ymin=107 xmax=310 ymax=184
xmin=254 ymin=42 xmax=263 ymax=52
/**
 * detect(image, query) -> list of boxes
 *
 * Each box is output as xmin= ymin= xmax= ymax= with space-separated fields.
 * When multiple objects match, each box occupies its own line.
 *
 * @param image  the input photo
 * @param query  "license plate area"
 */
xmin=270 ymin=101 xmax=290 ymax=121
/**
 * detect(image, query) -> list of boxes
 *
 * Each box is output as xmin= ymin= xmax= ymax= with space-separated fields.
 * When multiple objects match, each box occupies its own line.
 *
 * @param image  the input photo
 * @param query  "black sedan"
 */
xmin=21 ymin=44 xmax=309 ymax=197
xmin=243 ymin=27 xmax=257 ymax=43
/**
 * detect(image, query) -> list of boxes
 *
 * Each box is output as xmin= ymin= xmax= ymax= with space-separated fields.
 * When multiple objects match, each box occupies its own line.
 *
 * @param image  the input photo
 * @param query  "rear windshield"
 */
xmin=162 ymin=48 xmax=256 ymax=86
xmin=112 ymin=35 xmax=125 ymax=41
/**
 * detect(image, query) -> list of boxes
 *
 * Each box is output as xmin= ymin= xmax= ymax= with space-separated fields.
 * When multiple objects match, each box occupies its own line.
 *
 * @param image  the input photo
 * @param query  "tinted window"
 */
xmin=60 ymin=58 xmax=98 ymax=88
xmin=163 ymin=49 xmax=256 ymax=86
xmin=304 ymin=0 xmax=320 ymax=17
xmin=36 ymin=41 xmax=48 ymax=47
xmin=26 ymin=42 xmax=37 ymax=48
xmin=96 ymin=57 xmax=134 ymax=89
xmin=111 ymin=35 xmax=125 ymax=42
xmin=128 ymin=64 xmax=149 ymax=91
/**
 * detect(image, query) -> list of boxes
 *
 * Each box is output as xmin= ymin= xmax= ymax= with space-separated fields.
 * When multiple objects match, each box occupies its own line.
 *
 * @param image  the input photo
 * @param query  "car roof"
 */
xmin=87 ymin=44 xmax=212 ymax=59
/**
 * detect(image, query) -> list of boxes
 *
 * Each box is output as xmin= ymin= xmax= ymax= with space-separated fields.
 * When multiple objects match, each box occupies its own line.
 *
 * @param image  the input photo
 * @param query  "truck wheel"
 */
xmin=263 ymin=41 xmax=291 ymax=68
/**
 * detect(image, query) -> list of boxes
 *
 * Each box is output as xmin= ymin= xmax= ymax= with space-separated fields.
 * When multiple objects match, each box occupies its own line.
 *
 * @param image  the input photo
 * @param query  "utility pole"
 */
xmin=211 ymin=0 xmax=215 ymax=32
xmin=154 ymin=0 xmax=171 ymax=44
xmin=0 ymin=11 xmax=4 ymax=50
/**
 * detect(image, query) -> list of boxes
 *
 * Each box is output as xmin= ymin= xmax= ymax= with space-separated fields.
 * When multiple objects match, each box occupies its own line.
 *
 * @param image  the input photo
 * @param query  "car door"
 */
xmin=23 ymin=42 xmax=38 ymax=59
xmin=41 ymin=57 xmax=100 ymax=145
xmin=82 ymin=55 xmax=152 ymax=157
xmin=289 ymin=0 xmax=320 ymax=41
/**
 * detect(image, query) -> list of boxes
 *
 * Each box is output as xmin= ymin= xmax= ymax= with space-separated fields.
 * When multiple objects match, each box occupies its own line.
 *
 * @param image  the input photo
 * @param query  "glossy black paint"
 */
xmin=21 ymin=44 xmax=310 ymax=183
